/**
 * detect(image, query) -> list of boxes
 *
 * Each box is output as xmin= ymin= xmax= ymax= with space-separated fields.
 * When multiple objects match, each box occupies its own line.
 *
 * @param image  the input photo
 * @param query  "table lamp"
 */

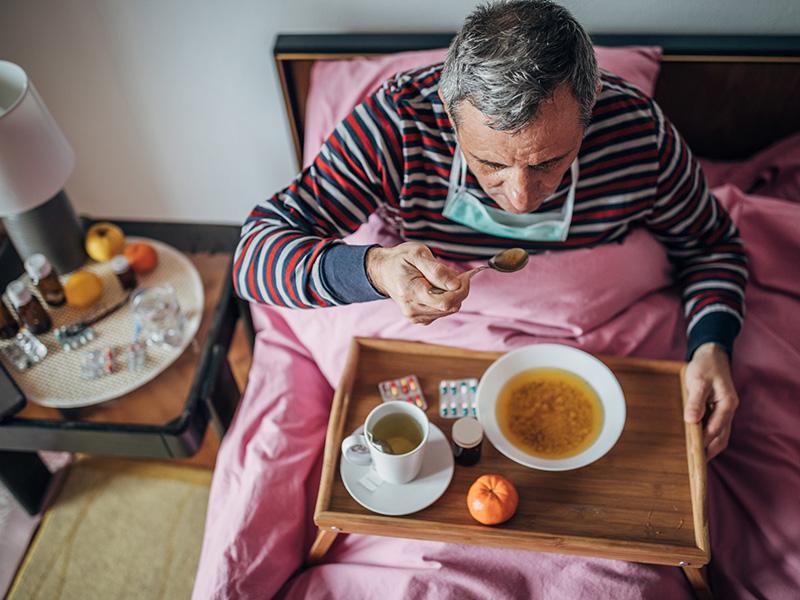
xmin=0 ymin=60 xmax=86 ymax=275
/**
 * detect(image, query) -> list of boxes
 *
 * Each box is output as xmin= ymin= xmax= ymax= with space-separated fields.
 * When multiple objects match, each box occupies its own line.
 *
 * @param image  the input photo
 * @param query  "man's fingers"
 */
xmin=408 ymin=271 xmax=467 ymax=313
xmin=684 ymin=346 xmax=739 ymax=460
xmin=381 ymin=243 xmax=470 ymax=325
xmin=408 ymin=247 xmax=461 ymax=292
xmin=706 ymin=432 xmax=730 ymax=461
xmin=704 ymin=377 xmax=739 ymax=445
xmin=401 ymin=295 xmax=461 ymax=324
xmin=410 ymin=314 xmax=436 ymax=326
xmin=684 ymin=377 xmax=710 ymax=423
xmin=703 ymin=396 xmax=737 ymax=447
xmin=405 ymin=276 xmax=453 ymax=310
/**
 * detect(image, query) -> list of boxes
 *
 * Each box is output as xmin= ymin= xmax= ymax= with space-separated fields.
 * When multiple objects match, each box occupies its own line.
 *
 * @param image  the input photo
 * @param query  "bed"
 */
xmin=193 ymin=33 xmax=800 ymax=599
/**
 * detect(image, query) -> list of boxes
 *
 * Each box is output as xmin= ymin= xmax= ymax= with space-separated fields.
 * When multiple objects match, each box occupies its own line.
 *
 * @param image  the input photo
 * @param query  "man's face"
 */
xmin=448 ymin=83 xmax=585 ymax=214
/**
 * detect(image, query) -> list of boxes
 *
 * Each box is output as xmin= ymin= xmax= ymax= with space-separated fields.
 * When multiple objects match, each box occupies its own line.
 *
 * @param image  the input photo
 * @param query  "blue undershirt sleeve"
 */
xmin=319 ymin=243 xmax=387 ymax=305
xmin=686 ymin=311 xmax=740 ymax=361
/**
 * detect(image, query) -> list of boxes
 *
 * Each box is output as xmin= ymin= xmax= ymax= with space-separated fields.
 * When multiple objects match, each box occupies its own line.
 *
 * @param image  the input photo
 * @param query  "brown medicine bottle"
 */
xmin=451 ymin=417 xmax=484 ymax=466
xmin=0 ymin=298 xmax=20 ymax=339
xmin=110 ymin=255 xmax=137 ymax=290
xmin=24 ymin=254 xmax=66 ymax=307
xmin=6 ymin=280 xmax=52 ymax=335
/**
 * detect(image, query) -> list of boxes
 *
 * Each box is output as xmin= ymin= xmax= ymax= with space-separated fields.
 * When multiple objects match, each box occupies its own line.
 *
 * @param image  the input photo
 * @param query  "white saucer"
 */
xmin=340 ymin=423 xmax=454 ymax=516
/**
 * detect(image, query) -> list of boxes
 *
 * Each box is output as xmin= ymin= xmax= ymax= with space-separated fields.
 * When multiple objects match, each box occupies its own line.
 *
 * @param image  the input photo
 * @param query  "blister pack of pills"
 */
xmin=79 ymin=342 xmax=147 ymax=379
xmin=0 ymin=330 xmax=48 ymax=371
xmin=439 ymin=378 xmax=479 ymax=418
xmin=378 ymin=375 xmax=428 ymax=411
xmin=54 ymin=322 xmax=96 ymax=350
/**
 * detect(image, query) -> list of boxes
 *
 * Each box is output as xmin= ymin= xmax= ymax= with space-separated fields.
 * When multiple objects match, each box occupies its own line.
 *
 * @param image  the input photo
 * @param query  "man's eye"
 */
xmin=486 ymin=163 xmax=505 ymax=171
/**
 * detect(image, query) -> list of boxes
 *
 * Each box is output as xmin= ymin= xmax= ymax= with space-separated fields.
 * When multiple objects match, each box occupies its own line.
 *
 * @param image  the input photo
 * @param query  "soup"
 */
xmin=496 ymin=368 xmax=604 ymax=459
xmin=370 ymin=412 xmax=423 ymax=455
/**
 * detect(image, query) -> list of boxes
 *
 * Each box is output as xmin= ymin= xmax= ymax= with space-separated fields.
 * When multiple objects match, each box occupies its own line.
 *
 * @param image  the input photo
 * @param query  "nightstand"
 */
xmin=0 ymin=221 xmax=253 ymax=514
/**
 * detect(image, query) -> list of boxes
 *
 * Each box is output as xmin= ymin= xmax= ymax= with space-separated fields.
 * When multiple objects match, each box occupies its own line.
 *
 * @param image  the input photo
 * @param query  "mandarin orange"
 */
xmin=466 ymin=474 xmax=519 ymax=525
xmin=124 ymin=242 xmax=159 ymax=275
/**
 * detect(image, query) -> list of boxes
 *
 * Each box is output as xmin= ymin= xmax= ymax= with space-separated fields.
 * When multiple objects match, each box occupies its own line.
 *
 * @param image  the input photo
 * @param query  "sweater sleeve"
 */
xmin=645 ymin=102 xmax=748 ymax=359
xmin=233 ymin=85 xmax=402 ymax=307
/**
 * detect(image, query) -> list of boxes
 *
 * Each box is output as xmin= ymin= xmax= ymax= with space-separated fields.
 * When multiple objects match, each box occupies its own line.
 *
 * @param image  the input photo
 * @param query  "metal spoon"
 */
xmin=429 ymin=247 xmax=529 ymax=295
xmin=366 ymin=430 xmax=394 ymax=454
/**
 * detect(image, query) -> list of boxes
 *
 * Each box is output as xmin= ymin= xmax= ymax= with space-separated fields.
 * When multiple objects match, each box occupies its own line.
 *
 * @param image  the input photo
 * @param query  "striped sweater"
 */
xmin=235 ymin=66 xmax=747 ymax=358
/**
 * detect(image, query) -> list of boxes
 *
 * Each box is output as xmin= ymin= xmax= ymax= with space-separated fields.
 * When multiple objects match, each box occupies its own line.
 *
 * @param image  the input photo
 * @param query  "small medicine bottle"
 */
xmin=451 ymin=417 xmax=484 ymax=466
xmin=110 ymin=255 xmax=137 ymax=290
xmin=6 ymin=280 xmax=52 ymax=335
xmin=0 ymin=298 xmax=20 ymax=340
xmin=24 ymin=253 xmax=66 ymax=307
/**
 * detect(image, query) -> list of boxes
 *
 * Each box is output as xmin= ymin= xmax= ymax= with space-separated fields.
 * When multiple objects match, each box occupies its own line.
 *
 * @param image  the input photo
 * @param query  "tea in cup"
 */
xmin=341 ymin=401 xmax=429 ymax=484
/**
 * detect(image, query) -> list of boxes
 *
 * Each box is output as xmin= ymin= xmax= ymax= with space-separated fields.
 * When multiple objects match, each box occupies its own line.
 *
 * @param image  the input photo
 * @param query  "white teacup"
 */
xmin=341 ymin=402 xmax=429 ymax=484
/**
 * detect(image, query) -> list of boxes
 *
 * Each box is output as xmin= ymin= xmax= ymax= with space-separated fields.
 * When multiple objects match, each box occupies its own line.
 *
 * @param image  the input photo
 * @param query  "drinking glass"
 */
xmin=131 ymin=285 xmax=185 ymax=347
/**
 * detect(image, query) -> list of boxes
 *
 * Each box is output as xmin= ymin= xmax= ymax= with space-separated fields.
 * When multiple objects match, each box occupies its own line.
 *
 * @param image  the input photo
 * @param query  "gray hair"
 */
xmin=440 ymin=0 xmax=599 ymax=132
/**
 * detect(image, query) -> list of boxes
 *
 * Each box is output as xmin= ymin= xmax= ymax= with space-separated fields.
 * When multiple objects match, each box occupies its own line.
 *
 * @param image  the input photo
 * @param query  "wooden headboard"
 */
xmin=274 ymin=33 xmax=800 ymax=167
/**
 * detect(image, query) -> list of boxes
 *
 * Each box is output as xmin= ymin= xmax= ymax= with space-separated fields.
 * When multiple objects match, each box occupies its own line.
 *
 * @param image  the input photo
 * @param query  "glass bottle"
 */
xmin=6 ymin=280 xmax=52 ymax=335
xmin=451 ymin=417 xmax=484 ymax=466
xmin=0 ymin=298 xmax=20 ymax=340
xmin=24 ymin=253 xmax=66 ymax=307
xmin=110 ymin=255 xmax=138 ymax=290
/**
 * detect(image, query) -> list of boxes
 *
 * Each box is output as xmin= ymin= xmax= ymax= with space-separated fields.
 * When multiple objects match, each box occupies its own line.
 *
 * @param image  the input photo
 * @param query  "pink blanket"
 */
xmin=194 ymin=144 xmax=800 ymax=599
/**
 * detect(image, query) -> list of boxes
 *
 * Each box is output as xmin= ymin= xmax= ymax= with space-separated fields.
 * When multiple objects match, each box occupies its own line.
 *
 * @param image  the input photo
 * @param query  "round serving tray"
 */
xmin=0 ymin=237 xmax=204 ymax=409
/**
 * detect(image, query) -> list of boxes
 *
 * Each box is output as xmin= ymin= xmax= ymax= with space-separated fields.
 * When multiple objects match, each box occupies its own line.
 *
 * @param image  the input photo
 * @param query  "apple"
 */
xmin=85 ymin=222 xmax=125 ymax=262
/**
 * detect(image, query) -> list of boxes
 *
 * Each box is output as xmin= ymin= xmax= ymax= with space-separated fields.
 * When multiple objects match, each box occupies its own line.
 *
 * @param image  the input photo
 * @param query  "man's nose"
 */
xmin=506 ymin=170 xmax=540 ymax=213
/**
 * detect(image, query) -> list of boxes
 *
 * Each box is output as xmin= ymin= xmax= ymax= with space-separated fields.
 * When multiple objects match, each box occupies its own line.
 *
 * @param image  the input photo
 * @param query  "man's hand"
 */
xmin=366 ymin=243 xmax=469 ymax=325
xmin=684 ymin=342 xmax=739 ymax=460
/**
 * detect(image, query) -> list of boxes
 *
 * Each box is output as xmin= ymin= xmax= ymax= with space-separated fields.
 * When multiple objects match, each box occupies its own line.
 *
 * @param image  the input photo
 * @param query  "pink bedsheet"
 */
xmin=194 ymin=145 xmax=800 ymax=599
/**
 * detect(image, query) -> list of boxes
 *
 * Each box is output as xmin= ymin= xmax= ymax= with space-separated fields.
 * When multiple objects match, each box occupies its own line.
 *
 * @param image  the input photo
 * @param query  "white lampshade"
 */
xmin=0 ymin=60 xmax=75 ymax=216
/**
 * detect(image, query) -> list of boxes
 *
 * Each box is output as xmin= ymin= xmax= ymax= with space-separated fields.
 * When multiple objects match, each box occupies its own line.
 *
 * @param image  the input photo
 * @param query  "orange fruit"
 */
xmin=467 ymin=474 xmax=519 ymax=525
xmin=64 ymin=270 xmax=104 ymax=308
xmin=124 ymin=242 xmax=159 ymax=275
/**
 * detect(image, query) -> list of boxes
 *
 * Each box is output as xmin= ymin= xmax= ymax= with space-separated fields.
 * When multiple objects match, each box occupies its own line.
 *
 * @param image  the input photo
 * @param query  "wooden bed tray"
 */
xmin=311 ymin=338 xmax=709 ymax=593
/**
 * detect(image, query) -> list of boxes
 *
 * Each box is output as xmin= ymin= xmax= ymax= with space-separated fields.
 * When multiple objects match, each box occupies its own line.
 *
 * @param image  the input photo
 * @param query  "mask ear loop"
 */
xmin=445 ymin=142 xmax=466 ymax=212
xmin=459 ymin=147 xmax=469 ymax=191
xmin=448 ymin=141 xmax=469 ymax=194
xmin=554 ymin=159 xmax=580 ymax=241
xmin=564 ymin=159 xmax=579 ymax=218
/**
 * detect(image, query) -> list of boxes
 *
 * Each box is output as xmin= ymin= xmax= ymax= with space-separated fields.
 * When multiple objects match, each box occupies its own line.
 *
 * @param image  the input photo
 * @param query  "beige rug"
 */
xmin=8 ymin=458 xmax=211 ymax=600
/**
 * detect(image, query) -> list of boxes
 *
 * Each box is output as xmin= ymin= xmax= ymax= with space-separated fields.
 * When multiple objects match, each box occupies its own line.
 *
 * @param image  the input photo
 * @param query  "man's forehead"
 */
xmin=454 ymin=85 xmax=583 ymax=163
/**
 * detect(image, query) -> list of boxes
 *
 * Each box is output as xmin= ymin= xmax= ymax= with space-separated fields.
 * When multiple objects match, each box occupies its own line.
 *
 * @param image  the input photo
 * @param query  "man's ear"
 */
xmin=438 ymin=88 xmax=449 ymax=113
xmin=438 ymin=88 xmax=457 ymax=127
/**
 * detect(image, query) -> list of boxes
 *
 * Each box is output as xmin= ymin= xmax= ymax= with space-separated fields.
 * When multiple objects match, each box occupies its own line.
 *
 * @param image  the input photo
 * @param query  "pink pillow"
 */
xmin=302 ymin=45 xmax=662 ymax=166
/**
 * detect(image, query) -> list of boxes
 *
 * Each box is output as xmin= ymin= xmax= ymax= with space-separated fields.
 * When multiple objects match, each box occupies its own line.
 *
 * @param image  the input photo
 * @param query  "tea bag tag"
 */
xmin=341 ymin=426 xmax=372 ymax=466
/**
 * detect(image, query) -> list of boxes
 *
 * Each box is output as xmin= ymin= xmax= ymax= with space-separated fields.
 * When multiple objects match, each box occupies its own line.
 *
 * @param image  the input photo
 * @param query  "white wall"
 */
xmin=1 ymin=0 xmax=798 ymax=224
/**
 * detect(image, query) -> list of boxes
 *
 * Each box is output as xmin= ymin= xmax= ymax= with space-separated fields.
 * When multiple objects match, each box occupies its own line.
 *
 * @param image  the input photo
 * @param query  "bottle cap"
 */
xmin=110 ymin=255 xmax=131 ymax=274
xmin=6 ymin=280 xmax=33 ymax=308
xmin=24 ymin=254 xmax=52 ymax=281
xmin=452 ymin=417 xmax=483 ymax=449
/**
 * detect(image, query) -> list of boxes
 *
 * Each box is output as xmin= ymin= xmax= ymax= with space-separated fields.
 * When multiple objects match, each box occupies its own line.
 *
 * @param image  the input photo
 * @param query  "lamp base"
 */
xmin=2 ymin=190 xmax=87 ymax=275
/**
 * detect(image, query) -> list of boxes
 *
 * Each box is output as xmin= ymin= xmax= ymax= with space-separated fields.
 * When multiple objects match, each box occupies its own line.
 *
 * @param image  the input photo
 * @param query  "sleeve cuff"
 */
xmin=319 ymin=243 xmax=387 ymax=305
xmin=686 ymin=311 xmax=742 ymax=361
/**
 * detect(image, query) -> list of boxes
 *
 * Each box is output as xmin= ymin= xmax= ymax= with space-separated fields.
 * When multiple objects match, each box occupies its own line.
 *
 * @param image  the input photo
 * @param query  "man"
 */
xmin=234 ymin=0 xmax=746 ymax=459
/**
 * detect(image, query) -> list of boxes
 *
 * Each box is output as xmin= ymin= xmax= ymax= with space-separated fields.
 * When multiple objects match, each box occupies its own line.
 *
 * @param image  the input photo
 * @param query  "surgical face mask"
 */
xmin=442 ymin=145 xmax=579 ymax=242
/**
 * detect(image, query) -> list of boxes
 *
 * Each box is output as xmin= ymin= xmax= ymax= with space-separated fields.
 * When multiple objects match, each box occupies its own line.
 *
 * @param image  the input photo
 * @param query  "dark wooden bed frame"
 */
xmin=274 ymin=33 xmax=800 ymax=167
